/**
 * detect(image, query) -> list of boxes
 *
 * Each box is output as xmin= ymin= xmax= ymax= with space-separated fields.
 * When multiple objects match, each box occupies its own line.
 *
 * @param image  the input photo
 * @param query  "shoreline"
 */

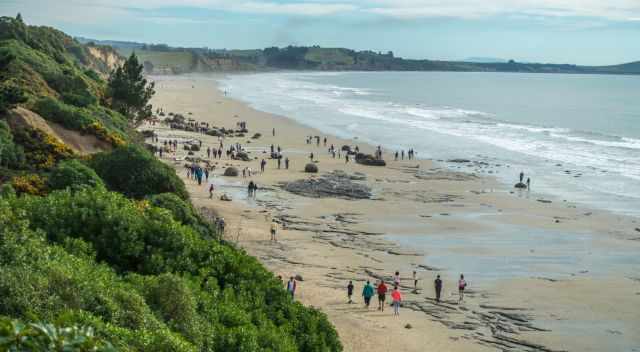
xmin=147 ymin=74 xmax=640 ymax=352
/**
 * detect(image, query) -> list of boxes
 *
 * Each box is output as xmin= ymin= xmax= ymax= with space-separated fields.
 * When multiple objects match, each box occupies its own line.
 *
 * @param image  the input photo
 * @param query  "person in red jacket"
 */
xmin=377 ymin=280 xmax=388 ymax=312
xmin=391 ymin=285 xmax=402 ymax=316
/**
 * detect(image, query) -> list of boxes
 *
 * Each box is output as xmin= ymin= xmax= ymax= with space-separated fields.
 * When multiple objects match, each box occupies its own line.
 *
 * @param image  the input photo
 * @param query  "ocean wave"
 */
xmin=219 ymin=73 xmax=640 ymax=184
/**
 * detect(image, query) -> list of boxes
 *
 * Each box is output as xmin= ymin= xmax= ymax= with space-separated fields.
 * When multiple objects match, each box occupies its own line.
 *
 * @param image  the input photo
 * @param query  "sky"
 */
xmin=1 ymin=0 xmax=639 ymax=65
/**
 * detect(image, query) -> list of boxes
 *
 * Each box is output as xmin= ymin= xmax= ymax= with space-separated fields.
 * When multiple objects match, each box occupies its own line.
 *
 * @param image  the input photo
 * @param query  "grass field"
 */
xmin=116 ymin=48 xmax=195 ymax=71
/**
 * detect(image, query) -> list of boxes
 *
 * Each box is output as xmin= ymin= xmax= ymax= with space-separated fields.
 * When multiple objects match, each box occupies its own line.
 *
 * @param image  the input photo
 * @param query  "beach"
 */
xmin=147 ymin=74 xmax=640 ymax=352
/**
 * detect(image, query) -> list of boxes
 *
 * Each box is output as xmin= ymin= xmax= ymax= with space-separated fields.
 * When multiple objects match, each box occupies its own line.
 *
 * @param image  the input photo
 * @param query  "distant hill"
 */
xmin=464 ymin=57 xmax=508 ymax=63
xmin=80 ymin=38 xmax=640 ymax=76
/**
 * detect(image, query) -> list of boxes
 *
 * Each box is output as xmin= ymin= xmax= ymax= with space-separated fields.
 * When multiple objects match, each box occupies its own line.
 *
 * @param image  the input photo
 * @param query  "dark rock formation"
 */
xmin=280 ymin=171 xmax=372 ymax=199
xmin=304 ymin=163 xmax=318 ymax=173
xmin=514 ymin=182 xmax=527 ymax=189
xmin=355 ymin=153 xmax=386 ymax=166
xmin=224 ymin=167 xmax=239 ymax=176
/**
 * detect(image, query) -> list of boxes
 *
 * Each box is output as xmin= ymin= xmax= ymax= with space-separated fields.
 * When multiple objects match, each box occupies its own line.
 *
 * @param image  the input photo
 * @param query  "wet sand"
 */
xmin=146 ymin=74 xmax=640 ymax=352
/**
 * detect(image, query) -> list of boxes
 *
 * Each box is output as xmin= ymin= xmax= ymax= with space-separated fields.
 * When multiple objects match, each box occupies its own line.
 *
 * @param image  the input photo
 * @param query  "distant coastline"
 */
xmin=77 ymin=37 xmax=640 ymax=76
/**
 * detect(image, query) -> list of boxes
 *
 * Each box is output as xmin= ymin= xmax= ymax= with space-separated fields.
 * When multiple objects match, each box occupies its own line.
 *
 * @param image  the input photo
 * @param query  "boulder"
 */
xmin=341 ymin=145 xmax=351 ymax=152
xmin=448 ymin=159 xmax=471 ymax=163
xmin=220 ymin=193 xmax=232 ymax=201
xmin=206 ymin=129 xmax=222 ymax=137
xmin=224 ymin=167 xmax=239 ymax=177
xmin=235 ymin=151 xmax=251 ymax=162
xmin=295 ymin=274 xmax=304 ymax=282
xmin=304 ymin=163 xmax=318 ymax=173
xmin=514 ymin=182 xmax=527 ymax=189
xmin=355 ymin=153 xmax=386 ymax=167
xmin=252 ymin=133 xmax=262 ymax=139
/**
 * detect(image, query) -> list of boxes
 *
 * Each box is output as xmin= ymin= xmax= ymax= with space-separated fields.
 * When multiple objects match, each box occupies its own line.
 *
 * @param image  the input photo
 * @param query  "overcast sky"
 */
xmin=2 ymin=0 xmax=639 ymax=65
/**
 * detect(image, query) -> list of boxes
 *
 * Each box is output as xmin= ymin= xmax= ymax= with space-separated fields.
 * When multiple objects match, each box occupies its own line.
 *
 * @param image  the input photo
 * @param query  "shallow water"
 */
xmin=386 ymin=217 xmax=640 ymax=285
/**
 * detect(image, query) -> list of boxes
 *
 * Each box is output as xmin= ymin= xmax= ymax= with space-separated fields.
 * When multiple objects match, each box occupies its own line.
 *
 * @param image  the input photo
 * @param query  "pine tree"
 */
xmin=108 ymin=53 xmax=155 ymax=126
xmin=16 ymin=13 xmax=23 ymax=23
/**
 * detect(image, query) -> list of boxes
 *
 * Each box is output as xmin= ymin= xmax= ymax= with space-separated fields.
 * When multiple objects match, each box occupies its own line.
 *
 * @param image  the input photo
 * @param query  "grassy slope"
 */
xmin=117 ymin=48 xmax=195 ymax=72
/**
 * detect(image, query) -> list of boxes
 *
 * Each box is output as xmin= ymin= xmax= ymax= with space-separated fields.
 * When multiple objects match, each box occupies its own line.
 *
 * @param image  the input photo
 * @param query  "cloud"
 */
xmin=363 ymin=0 xmax=640 ymax=21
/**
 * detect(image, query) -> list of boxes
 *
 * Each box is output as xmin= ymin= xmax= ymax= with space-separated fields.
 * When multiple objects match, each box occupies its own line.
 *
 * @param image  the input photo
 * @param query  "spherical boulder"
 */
xmin=224 ymin=167 xmax=239 ymax=176
xmin=304 ymin=163 xmax=318 ymax=173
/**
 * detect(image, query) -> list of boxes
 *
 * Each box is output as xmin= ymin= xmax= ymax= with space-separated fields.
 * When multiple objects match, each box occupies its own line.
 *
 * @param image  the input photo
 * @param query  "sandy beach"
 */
xmin=146 ymin=74 xmax=640 ymax=352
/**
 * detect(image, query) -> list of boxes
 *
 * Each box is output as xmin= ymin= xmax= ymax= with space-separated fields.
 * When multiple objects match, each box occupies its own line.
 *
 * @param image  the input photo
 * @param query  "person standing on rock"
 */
xmin=377 ymin=280 xmax=388 ymax=312
xmin=287 ymin=277 xmax=297 ymax=299
xmin=458 ymin=274 xmax=467 ymax=302
xmin=519 ymin=171 xmax=524 ymax=183
xmin=391 ymin=285 xmax=402 ymax=316
xmin=434 ymin=275 xmax=443 ymax=302
xmin=362 ymin=281 xmax=374 ymax=308
xmin=347 ymin=281 xmax=354 ymax=304
xmin=270 ymin=220 xmax=278 ymax=242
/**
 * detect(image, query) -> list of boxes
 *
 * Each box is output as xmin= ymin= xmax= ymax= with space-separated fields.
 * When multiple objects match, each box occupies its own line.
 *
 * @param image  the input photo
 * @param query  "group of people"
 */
xmin=358 ymin=279 xmax=403 ymax=316
xmin=349 ymin=272 xmax=469 ymax=316
xmin=394 ymin=149 xmax=416 ymax=161
xmin=186 ymin=163 xmax=209 ymax=185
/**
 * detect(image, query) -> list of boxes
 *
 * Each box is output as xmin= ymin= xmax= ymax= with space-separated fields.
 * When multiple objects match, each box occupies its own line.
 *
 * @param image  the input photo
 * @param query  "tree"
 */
xmin=16 ymin=13 xmax=23 ymax=23
xmin=107 ymin=53 xmax=155 ymax=126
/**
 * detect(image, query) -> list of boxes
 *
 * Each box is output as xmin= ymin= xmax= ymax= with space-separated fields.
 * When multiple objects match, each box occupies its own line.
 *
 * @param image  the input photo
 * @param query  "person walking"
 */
xmin=434 ymin=274 xmax=443 ymax=302
xmin=209 ymin=184 xmax=214 ymax=199
xmin=391 ymin=286 xmax=402 ymax=316
xmin=412 ymin=270 xmax=418 ymax=291
xmin=377 ymin=280 xmax=388 ymax=312
xmin=393 ymin=271 xmax=401 ymax=287
xmin=458 ymin=274 xmax=467 ymax=302
xmin=270 ymin=220 xmax=278 ymax=242
xmin=287 ymin=277 xmax=297 ymax=299
xmin=347 ymin=281 xmax=354 ymax=304
xmin=362 ymin=281 xmax=374 ymax=309
xmin=261 ymin=159 xmax=266 ymax=173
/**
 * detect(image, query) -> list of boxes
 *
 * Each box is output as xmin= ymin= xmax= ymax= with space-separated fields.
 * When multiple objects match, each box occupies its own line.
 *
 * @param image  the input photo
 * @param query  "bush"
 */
xmin=49 ymin=159 xmax=105 ymax=191
xmin=304 ymin=163 xmax=318 ymax=173
xmin=0 ymin=318 xmax=116 ymax=352
xmin=147 ymin=192 xmax=198 ymax=225
xmin=11 ymin=173 xmax=47 ymax=195
xmin=3 ymin=189 xmax=342 ymax=351
xmin=90 ymin=145 xmax=188 ymax=200
xmin=0 ymin=120 xmax=25 ymax=169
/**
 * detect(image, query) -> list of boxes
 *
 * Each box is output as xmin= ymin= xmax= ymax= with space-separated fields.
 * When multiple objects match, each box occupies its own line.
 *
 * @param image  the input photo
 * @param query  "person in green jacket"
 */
xmin=362 ymin=280 xmax=374 ymax=309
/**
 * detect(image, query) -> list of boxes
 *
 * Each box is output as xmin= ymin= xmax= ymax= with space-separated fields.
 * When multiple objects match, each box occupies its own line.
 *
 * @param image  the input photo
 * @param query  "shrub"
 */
xmin=90 ymin=145 xmax=188 ymax=200
xmin=11 ymin=127 xmax=73 ymax=170
xmin=147 ymin=192 xmax=198 ymax=226
xmin=11 ymin=173 xmax=47 ymax=195
xmin=0 ymin=120 xmax=25 ymax=168
xmin=48 ymin=159 xmax=105 ymax=191
xmin=304 ymin=163 xmax=318 ymax=173
xmin=0 ymin=318 xmax=116 ymax=352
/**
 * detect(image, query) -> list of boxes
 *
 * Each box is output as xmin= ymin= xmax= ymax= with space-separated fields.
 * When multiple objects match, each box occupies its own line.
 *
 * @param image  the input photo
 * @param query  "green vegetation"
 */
xmin=90 ymin=145 xmax=188 ymax=200
xmin=0 ymin=16 xmax=341 ymax=352
xmin=48 ymin=159 xmax=104 ymax=191
xmin=108 ymin=53 xmax=155 ymax=125
xmin=0 ymin=318 xmax=116 ymax=351
xmin=117 ymin=48 xmax=196 ymax=74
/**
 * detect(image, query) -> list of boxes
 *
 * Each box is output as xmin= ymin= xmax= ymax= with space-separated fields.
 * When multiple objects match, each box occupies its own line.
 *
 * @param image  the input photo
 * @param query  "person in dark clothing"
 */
xmin=519 ymin=171 xmax=524 ymax=183
xmin=285 ymin=157 xmax=290 ymax=169
xmin=434 ymin=275 xmax=443 ymax=302
xmin=526 ymin=177 xmax=531 ymax=189
xmin=347 ymin=281 xmax=354 ymax=304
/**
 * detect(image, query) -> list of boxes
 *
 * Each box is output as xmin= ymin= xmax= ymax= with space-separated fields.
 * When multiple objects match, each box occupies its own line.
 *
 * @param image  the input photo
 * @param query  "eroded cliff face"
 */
xmin=86 ymin=46 xmax=124 ymax=75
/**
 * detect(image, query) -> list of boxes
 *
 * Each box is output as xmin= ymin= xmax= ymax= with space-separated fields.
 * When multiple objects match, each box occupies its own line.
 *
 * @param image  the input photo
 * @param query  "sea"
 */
xmin=219 ymin=71 xmax=640 ymax=217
